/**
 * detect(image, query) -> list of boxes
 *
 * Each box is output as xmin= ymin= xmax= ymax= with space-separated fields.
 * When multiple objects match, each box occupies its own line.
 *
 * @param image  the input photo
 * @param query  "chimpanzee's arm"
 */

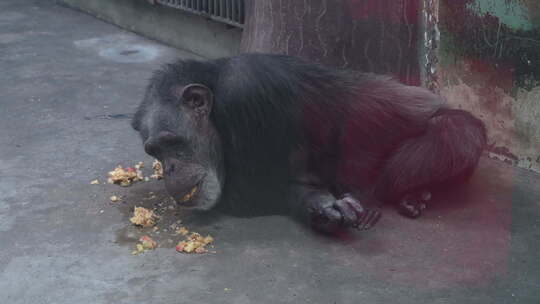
xmin=290 ymin=174 xmax=381 ymax=234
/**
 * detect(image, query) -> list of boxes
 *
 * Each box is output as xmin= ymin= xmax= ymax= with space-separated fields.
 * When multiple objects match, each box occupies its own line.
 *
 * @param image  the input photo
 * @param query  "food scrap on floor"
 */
xmin=132 ymin=235 xmax=158 ymax=255
xmin=105 ymin=164 xmax=216 ymax=255
xmin=107 ymin=162 xmax=144 ymax=186
xmin=151 ymin=159 xmax=163 ymax=180
xmin=130 ymin=206 xmax=158 ymax=227
xmin=175 ymin=232 xmax=214 ymax=254
xmin=176 ymin=227 xmax=189 ymax=236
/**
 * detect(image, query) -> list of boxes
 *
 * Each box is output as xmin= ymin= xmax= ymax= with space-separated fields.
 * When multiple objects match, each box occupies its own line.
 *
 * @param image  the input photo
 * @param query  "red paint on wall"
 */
xmin=346 ymin=0 xmax=419 ymax=25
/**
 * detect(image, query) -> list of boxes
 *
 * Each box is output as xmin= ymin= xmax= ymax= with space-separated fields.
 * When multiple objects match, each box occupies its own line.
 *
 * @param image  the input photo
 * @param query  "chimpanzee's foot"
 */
xmin=397 ymin=190 xmax=431 ymax=219
xmin=308 ymin=193 xmax=381 ymax=233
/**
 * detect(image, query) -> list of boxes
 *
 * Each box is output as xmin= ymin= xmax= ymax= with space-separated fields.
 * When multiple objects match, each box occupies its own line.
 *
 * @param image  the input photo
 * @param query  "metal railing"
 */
xmin=156 ymin=0 xmax=245 ymax=28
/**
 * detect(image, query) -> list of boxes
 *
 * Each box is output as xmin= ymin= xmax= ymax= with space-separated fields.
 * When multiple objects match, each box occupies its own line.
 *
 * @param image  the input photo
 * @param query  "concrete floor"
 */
xmin=1 ymin=1 xmax=540 ymax=303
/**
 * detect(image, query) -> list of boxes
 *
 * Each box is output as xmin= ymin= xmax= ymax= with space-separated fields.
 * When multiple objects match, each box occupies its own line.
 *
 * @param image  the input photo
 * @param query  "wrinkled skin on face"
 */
xmin=132 ymin=80 xmax=224 ymax=210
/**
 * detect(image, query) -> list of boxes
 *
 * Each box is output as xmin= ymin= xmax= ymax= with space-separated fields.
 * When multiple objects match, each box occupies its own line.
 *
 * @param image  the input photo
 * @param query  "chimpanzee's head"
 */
xmin=131 ymin=62 xmax=224 ymax=210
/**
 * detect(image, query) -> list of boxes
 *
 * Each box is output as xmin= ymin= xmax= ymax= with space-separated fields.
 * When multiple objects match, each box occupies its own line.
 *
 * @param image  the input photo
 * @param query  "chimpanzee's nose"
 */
xmin=164 ymin=158 xmax=177 ymax=175
xmin=144 ymin=131 xmax=180 ymax=156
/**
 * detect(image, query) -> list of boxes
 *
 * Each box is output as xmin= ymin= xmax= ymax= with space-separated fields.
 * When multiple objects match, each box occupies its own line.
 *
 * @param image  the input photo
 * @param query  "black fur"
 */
xmin=132 ymin=53 xmax=487 ymax=232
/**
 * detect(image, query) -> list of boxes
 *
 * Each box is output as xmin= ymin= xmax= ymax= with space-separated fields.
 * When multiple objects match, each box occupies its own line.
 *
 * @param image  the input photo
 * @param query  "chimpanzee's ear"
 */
xmin=180 ymin=83 xmax=213 ymax=116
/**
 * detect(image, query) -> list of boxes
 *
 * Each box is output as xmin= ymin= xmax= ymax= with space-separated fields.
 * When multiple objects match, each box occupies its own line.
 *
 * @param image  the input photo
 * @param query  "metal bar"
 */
xmin=231 ymin=0 xmax=236 ymax=21
xmin=218 ymin=0 xmax=222 ymax=18
xmin=156 ymin=0 xmax=244 ymax=27
xmin=239 ymin=0 xmax=244 ymax=23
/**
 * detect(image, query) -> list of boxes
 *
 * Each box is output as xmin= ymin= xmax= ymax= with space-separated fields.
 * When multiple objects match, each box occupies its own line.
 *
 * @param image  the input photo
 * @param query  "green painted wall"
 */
xmin=467 ymin=0 xmax=533 ymax=30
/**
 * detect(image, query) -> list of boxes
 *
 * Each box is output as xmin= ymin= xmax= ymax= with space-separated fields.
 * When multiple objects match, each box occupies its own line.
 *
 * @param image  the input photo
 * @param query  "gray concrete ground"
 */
xmin=1 ymin=1 xmax=539 ymax=303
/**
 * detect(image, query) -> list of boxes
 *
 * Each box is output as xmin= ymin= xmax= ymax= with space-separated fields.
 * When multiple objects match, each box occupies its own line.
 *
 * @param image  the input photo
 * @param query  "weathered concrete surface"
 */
xmin=57 ymin=0 xmax=242 ymax=59
xmin=438 ymin=0 xmax=540 ymax=172
xmin=1 ymin=1 xmax=540 ymax=303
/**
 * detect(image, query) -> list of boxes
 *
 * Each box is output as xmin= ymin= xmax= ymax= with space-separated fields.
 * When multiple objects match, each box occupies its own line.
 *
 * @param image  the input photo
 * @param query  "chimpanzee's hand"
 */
xmin=308 ymin=193 xmax=381 ymax=234
xmin=397 ymin=190 xmax=431 ymax=219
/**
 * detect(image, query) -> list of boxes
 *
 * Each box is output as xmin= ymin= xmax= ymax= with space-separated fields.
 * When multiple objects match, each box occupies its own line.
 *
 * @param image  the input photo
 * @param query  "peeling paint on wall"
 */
xmin=421 ymin=0 xmax=441 ymax=92
xmin=438 ymin=0 xmax=540 ymax=172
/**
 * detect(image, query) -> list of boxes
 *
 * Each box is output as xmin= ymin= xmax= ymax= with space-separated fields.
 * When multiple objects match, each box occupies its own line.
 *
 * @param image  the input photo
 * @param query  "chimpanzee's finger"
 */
xmin=361 ymin=209 xmax=382 ymax=230
xmin=334 ymin=199 xmax=358 ymax=226
xmin=322 ymin=206 xmax=343 ymax=223
xmin=357 ymin=209 xmax=382 ymax=230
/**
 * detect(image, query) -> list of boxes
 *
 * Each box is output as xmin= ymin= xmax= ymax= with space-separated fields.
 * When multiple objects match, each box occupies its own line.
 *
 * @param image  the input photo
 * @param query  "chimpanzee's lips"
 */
xmin=174 ymin=179 xmax=204 ymax=206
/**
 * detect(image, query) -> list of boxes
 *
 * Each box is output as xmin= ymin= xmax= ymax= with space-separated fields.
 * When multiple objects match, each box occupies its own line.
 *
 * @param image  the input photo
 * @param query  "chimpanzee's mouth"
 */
xmin=175 ymin=179 xmax=204 ymax=206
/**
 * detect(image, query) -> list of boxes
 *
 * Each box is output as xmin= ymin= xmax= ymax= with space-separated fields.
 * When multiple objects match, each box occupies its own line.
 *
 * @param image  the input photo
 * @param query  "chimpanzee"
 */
xmin=132 ymin=53 xmax=486 ymax=233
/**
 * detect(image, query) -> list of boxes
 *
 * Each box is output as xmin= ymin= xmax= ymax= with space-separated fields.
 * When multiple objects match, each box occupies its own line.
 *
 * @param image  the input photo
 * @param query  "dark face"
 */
xmin=132 ymin=80 xmax=224 ymax=210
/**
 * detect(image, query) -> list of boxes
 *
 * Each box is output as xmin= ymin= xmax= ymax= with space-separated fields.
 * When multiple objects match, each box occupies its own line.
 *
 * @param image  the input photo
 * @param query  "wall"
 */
xmin=57 ymin=0 xmax=242 ymax=59
xmin=241 ymin=0 xmax=422 ymax=86
xmin=437 ymin=0 xmax=540 ymax=172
